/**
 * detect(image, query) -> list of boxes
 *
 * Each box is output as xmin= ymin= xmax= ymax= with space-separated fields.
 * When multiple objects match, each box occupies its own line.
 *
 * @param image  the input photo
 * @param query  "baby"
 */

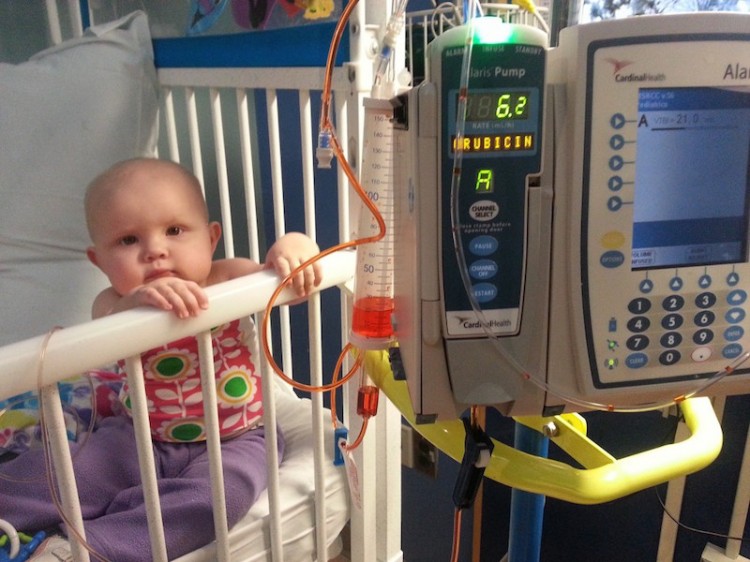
xmin=2 ymin=157 xmax=322 ymax=561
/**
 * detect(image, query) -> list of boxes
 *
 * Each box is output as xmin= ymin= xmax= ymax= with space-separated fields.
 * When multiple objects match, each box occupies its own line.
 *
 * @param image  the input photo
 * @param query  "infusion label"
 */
xmin=451 ymin=133 xmax=535 ymax=153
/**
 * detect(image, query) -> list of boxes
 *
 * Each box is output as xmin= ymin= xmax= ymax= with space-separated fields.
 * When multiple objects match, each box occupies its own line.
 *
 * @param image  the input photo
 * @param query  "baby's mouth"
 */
xmin=146 ymin=269 xmax=174 ymax=282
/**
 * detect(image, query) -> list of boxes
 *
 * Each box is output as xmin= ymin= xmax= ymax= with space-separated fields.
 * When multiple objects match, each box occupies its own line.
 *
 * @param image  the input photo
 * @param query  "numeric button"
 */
xmin=693 ymin=329 xmax=714 ymax=345
xmin=694 ymin=310 xmax=715 ymax=327
xmin=661 ymin=314 xmax=684 ymax=330
xmin=659 ymin=350 xmax=681 ymax=366
xmin=695 ymin=292 xmax=717 ymax=309
xmin=660 ymin=332 xmax=682 ymax=348
xmin=662 ymin=295 xmax=685 ymax=312
xmin=627 ymin=335 xmax=650 ymax=351
xmin=627 ymin=316 xmax=650 ymax=333
xmin=628 ymin=298 xmax=652 ymax=314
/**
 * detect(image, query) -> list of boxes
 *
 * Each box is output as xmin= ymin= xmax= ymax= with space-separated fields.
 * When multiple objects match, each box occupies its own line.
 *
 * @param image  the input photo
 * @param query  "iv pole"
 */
xmin=506 ymin=424 xmax=550 ymax=562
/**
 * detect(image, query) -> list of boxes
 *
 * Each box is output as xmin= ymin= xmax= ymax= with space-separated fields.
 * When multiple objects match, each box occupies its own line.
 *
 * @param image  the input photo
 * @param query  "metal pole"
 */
xmin=507 ymin=423 xmax=549 ymax=562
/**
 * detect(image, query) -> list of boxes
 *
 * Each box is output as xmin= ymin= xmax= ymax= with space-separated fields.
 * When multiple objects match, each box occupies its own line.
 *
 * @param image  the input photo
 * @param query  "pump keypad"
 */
xmin=623 ymin=285 xmax=747 ymax=370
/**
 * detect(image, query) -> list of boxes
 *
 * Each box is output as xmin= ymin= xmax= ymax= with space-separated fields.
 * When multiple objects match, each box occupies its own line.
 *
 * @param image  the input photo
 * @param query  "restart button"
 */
xmin=600 ymin=250 xmax=625 ymax=269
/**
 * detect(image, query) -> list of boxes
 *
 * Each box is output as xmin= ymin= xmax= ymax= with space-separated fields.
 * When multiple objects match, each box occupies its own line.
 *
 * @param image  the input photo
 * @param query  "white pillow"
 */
xmin=0 ymin=11 xmax=159 ymax=345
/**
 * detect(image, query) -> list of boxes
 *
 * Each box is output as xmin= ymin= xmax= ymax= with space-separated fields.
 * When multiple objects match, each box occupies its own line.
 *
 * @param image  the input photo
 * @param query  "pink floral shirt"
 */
xmin=121 ymin=318 xmax=263 ymax=442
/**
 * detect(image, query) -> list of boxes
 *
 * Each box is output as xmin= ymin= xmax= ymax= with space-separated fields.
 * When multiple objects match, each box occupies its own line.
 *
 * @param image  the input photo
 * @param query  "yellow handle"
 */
xmin=365 ymin=350 xmax=723 ymax=504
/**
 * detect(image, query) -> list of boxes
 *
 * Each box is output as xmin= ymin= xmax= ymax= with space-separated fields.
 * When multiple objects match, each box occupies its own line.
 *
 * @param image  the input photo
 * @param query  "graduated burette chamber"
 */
xmin=350 ymin=98 xmax=396 ymax=350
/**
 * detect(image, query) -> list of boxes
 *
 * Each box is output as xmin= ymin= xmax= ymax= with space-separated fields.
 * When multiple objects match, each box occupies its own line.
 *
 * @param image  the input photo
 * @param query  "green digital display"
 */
xmin=463 ymin=91 xmax=530 ymax=121
xmin=475 ymin=169 xmax=494 ymax=193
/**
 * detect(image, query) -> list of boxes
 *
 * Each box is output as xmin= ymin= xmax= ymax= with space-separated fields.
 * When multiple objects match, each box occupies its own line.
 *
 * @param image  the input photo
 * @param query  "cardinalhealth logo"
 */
xmin=605 ymin=58 xmax=634 ymax=75
xmin=603 ymin=57 xmax=666 ymax=83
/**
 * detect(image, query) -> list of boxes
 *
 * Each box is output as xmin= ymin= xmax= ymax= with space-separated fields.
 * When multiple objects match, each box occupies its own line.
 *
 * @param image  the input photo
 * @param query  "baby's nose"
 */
xmin=143 ymin=238 xmax=168 ymax=260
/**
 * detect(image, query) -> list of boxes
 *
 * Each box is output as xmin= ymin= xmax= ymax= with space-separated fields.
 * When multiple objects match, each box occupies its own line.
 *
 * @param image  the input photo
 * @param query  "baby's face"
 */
xmin=87 ymin=166 xmax=220 ymax=297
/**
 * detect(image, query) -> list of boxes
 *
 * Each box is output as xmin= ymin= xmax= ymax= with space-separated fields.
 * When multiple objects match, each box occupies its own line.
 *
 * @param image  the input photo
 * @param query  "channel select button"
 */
xmin=600 ymin=250 xmax=625 ymax=269
xmin=469 ymin=235 xmax=498 ymax=257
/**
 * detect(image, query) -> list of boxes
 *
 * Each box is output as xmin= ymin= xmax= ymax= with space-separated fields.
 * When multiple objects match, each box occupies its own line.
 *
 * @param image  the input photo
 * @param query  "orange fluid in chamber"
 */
xmin=351 ymin=296 xmax=394 ymax=340
xmin=356 ymin=385 xmax=380 ymax=417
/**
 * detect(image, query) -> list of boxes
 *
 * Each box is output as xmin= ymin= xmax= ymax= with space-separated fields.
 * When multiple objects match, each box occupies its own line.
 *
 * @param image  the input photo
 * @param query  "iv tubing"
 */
xmin=35 ymin=327 xmax=107 ymax=561
xmin=262 ymin=0 xmax=404 ymax=425
xmin=371 ymin=0 xmax=409 ymax=98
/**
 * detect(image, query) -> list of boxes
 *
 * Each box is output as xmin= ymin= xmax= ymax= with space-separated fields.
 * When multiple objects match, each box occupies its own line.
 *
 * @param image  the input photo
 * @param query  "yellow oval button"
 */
xmin=601 ymin=231 xmax=625 ymax=249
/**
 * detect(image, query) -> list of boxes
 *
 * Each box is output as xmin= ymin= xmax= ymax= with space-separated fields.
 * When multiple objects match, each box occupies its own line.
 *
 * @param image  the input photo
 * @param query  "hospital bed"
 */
xmin=0 ymin=3 xmax=402 ymax=561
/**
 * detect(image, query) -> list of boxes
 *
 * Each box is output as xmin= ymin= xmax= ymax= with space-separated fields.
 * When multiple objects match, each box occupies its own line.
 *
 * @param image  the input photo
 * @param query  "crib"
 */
xmin=0 ymin=3 xmax=403 ymax=561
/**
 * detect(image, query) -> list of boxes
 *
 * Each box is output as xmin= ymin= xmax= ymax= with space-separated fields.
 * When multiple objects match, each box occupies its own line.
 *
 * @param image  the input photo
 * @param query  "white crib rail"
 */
xmin=0 ymin=255 xmax=354 ymax=394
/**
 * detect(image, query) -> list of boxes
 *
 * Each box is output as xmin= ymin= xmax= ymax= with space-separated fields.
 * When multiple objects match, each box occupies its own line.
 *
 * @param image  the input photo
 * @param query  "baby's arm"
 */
xmin=263 ymin=232 xmax=323 ymax=298
xmin=212 ymin=233 xmax=322 ymax=298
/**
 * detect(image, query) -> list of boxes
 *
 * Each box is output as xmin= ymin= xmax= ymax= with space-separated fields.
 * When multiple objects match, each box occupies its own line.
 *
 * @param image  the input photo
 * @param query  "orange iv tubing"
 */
xmin=261 ymin=0 xmax=390 ymax=453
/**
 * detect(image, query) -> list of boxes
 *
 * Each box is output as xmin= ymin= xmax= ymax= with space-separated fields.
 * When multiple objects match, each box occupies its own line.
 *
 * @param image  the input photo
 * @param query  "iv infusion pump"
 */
xmin=391 ymin=13 xmax=750 ymax=419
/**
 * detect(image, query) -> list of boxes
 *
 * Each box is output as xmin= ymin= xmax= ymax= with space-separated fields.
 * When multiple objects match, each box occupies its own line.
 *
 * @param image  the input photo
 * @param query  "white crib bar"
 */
xmin=44 ymin=0 xmax=63 ymax=45
xmin=185 ymin=87 xmax=207 ymax=194
xmin=162 ymin=88 xmax=181 ymax=162
xmin=299 ymin=90 xmax=318 ymax=241
xmin=310 ymin=295 xmax=329 ymax=562
xmin=123 ymin=354 xmax=169 ymax=562
xmin=209 ymin=88 xmax=236 ymax=259
xmin=235 ymin=89 xmax=262 ymax=263
xmin=158 ymin=68 xmax=344 ymax=92
xmin=233 ymin=84 xmax=285 ymax=562
xmin=265 ymin=88 xmax=296 ymax=382
xmin=298 ymin=88 xmax=331 ymax=562
xmin=236 ymin=101 xmax=280 ymax=558
xmin=39 ymin=384 xmax=90 ymax=562
xmin=258 ymin=312 xmax=284 ymax=562
xmin=196 ymin=330 xmax=232 ymax=562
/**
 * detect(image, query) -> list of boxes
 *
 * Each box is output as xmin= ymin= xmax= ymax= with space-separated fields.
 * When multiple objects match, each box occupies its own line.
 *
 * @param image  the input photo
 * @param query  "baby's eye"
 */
xmin=119 ymin=235 xmax=138 ymax=246
xmin=166 ymin=226 xmax=183 ymax=236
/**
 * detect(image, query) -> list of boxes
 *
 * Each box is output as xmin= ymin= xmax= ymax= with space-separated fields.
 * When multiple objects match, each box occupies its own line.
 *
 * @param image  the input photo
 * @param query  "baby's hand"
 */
xmin=129 ymin=277 xmax=209 ymax=318
xmin=265 ymin=232 xmax=323 ymax=298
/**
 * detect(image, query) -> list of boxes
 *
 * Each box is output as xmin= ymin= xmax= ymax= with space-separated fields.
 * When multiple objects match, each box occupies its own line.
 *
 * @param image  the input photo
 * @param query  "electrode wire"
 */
xmin=34 ymin=327 xmax=110 ymax=561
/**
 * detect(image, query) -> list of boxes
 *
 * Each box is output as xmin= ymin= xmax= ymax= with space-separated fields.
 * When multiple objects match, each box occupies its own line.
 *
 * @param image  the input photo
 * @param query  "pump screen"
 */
xmin=630 ymin=87 xmax=750 ymax=270
xmin=462 ymin=91 xmax=531 ymax=121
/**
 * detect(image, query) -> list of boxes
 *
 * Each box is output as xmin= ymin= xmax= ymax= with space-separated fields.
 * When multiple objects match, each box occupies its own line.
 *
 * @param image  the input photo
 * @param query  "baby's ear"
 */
xmin=209 ymin=222 xmax=222 ymax=253
xmin=86 ymin=246 xmax=100 ymax=268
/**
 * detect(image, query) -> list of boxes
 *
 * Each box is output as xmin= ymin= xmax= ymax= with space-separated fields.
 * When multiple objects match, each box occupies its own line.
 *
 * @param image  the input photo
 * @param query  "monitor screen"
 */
xmin=630 ymin=86 xmax=750 ymax=270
